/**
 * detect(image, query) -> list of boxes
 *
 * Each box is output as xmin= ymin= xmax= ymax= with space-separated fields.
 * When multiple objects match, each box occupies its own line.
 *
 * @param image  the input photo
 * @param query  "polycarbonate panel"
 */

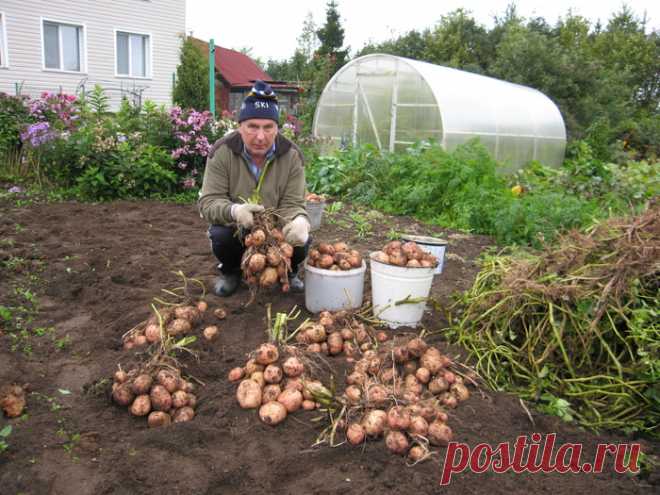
xmin=313 ymin=54 xmax=566 ymax=170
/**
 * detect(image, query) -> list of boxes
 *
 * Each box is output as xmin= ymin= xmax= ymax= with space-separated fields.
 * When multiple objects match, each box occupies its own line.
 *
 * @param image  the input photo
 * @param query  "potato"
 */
xmin=318 ymin=254 xmax=334 ymax=269
xmin=279 ymin=242 xmax=294 ymax=259
xmin=393 ymin=346 xmax=410 ymax=364
xmin=366 ymin=384 xmax=389 ymax=407
xmin=213 ymin=308 xmax=227 ymax=320
xmin=203 ymin=325 xmax=219 ymax=341
xmin=389 ymin=249 xmax=407 ymax=266
xmin=361 ymin=409 xmax=387 ymax=437
xmin=302 ymin=380 xmax=326 ymax=401
xmin=443 ymin=395 xmax=458 ymax=409
xmin=0 ymin=392 xmax=26 ymax=418
xmin=112 ymin=383 xmax=135 ymax=407
xmin=266 ymin=247 xmax=282 ymax=267
xmin=196 ymin=300 xmax=208 ymax=313
xmin=408 ymin=445 xmax=429 ymax=463
xmin=346 ymin=371 xmax=367 ymax=386
xmin=228 ymin=367 xmax=245 ymax=382
xmin=344 ymin=385 xmax=362 ymax=404
xmin=327 ymin=332 xmax=344 ymax=355
xmin=131 ymin=374 xmax=153 ymax=395
xmin=404 ymin=375 xmax=423 ymax=395
xmin=318 ymin=243 xmax=335 ymax=256
xmin=150 ymin=385 xmax=172 ymax=412
xmin=415 ymin=367 xmax=431 ymax=384
xmin=236 ymin=379 xmax=262 ymax=409
xmin=429 ymin=376 xmax=449 ymax=395
xmin=263 ymin=365 xmax=283 ymax=384
xmin=408 ymin=415 xmax=429 ymax=436
xmin=372 ymin=251 xmax=390 ymax=264
xmin=282 ymin=357 xmax=304 ymax=377
xmin=321 ymin=341 xmax=329 ymax=354
xmin=259 ymin=401 xmax=287 ymax=426
xmin=172 ymin=390 xmax=189 ymax=408
xmin=305 ymin=324 xmax=326 ymax=344
xmin=134 ymin=335 xmax=148 ymax=346
xmin=255 ymin=343 xmax=279 ymax=365
xmin=250 ymin=371 xmax=266 ymax=388
xmin=167 ymin=318 xmax=192 ymax=336
xmin=406 ymin=259 xmax=421 ymax=267
xmin=250 ymin=228 xmax=266 ymax=246
xmin=420 ymin=259 xmax=434 ymax=268
xmin=428 ymin=421 xmax=453 ymax=446
xmin=147 ymin=411 xmax=172 ymax=428
xmin=173 ymin=406 xmax=195 ymax=423
xmin=339 ymin=328 xmax=354 ymax=341
xmin=157 ymin=370 xmax=180 ymax=393
xmin=144 ymin=323 xmax=162 ymax=343
xmin=451 ymin=383 xmax=470 ymax=402
xmin=346 ymin=423 xmax=366 ymax=445
xmin=302 ymin=399 xmax=316 ymax=411
xmin=187 ymin=393 xmax=197 ymax=409
xmin=379 ymin=368 xmax=397 ymax=384
xmin=174 ymin=305 xmax=201 ymax=324
xmin=114 ymin=370 xmax=128 ymax=383
xmin=383 ymin=240 xmax=402 ymax=254
xmin=259 ymin=267 xmax=279 ymax=288
xmin=244 ymin=359 xmax=264 ymax=375
xmin=277 ymin=389 xmax=303 ymax=412
xmin=307 ymin=343 xmax=322 ymax=353
xmin=406 ymin=338 xmax=428 ymax=358
xmin=387 ymin=406 xmax=411 ymax=430
xmin=130 ymin=394 xmax=151 ymax=416
xmin=385 ymin=430 xmax=410 ymax=455
xmin=420 ymin=347 xmax=444 ymax=374
xmin=284 ymin=377 xmax=303 ymax=392
xmin=343 ymin=341 xmax=357 ymax=357
xmin=262 ymin=384 xmax=282 ymax=403
xmin=248 ymin=253 xmax=266 ymax=273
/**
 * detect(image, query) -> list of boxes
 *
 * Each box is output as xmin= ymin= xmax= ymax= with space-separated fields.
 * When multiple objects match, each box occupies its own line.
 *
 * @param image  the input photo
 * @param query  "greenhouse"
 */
xmin=312 ymin=54 xmax=567 ymax=171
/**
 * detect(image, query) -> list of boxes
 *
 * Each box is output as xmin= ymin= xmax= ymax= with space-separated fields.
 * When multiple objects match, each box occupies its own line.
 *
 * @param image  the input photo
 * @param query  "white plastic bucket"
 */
xmin=305 ymin=260 xmax=366 ymax=313
xmin=369 ymin=252 xmax=435 ymax=329
xmin=400 ymin=234 xmax=447 ymax=274
xmin=306 ymin=201 xmax=326 ymax=232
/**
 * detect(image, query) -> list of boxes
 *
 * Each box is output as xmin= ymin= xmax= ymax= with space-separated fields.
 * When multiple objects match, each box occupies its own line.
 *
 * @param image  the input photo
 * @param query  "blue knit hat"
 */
xmin=238 ymin=80 xmax=279 ymax=123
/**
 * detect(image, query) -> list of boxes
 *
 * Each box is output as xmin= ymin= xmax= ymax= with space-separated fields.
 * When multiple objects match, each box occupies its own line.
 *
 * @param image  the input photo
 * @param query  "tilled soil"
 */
xmin=0 ymin=197 xmax=656 ymax=494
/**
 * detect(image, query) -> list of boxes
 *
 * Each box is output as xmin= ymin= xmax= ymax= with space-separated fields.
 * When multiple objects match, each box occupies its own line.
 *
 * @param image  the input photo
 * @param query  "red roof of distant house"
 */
xmin=192 ymin=38 xmax=298 ymax=90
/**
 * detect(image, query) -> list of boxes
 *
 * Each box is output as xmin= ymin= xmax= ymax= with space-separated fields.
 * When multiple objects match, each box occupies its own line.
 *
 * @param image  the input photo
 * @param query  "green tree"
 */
xmin=173 ymin=37 xmax=209 ymax=110
xmin=316 ymin=0 xmax=349 ymax=73
xmin=424 ymin=9 xmax=490 ymax=73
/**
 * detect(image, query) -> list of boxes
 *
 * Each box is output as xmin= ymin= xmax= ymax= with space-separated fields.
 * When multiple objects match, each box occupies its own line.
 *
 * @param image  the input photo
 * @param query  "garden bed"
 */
xmin=0 ymin=196 xmax=656 ymax=494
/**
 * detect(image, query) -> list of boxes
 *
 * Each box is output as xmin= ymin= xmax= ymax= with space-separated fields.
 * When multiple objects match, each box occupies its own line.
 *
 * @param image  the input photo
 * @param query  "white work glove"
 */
xmin=283 ymin=216 xmax=310 ymax=247
xmin=231 ymin=203 xmax=264 ymax=229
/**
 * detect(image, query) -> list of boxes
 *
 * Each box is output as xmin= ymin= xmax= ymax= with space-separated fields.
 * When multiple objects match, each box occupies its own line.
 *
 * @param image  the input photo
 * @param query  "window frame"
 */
xmin=0 ymin=12 xmax=8 ymax=68
xmin=114 ymin=29 xmax=152 ymax=79
xmin=40 ymin=17 xmax=87 ymax=74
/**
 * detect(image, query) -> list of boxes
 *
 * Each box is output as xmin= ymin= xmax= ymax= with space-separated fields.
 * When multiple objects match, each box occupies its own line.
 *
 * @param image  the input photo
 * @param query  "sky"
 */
xmin=185 ymin=1 xmax=659 ymax=62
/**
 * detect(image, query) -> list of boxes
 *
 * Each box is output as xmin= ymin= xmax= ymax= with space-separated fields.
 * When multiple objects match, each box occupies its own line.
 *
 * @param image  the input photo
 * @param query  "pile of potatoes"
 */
xmin=122 ymin=301 xmax=224 ymax=349
xmin=1 ymin=383 xmax=26 ymax=418
xmin=242 ymin=227 xmax=294 ymax=292
xmin=228 ymin=343 xmax=326 ymax=426
xmin=294 ymin=310 xmax=389 ymax=358
xmin=372 ymin=241 xmax=438 ymax=268
xmin=305 ymin=192 xmax=325 ymax=203
xmin=340 ymin=337 xmax=471 ymax=461
xmin=112 ymin=367 xmax=197 ymax=427
xmin=307 ymin=242 xmax=363 ymax=271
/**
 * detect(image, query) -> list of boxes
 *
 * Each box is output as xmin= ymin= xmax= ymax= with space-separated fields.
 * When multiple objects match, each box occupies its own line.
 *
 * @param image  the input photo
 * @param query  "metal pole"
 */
xmin=209 ymin=38 xmax=215 ymax=117
xmin=171 ymin=72 xmax=176 ymax=105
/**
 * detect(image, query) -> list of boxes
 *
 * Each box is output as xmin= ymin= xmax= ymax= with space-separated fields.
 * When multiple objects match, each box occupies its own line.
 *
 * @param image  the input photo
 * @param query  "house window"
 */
xmin=0 ymin=13 xmax=8 ymax=67
xmin=42 ymin=20 xmax=84 ymax=72
xmin=116 ymin=32 xmax=150 ymax=77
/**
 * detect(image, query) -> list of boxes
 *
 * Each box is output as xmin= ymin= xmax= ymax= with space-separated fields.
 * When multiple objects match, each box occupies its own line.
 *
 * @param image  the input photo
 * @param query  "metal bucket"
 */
xmin=305 ymin=201 xmax=326 ymax=232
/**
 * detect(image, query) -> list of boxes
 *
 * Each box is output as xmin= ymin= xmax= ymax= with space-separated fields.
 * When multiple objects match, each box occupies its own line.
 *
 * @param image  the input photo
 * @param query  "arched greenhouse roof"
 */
xmin=312 ymin=54 xmax=567 ymax=171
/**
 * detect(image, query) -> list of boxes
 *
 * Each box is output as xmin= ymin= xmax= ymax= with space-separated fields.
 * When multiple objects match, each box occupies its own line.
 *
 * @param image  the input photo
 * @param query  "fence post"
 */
xmin=209 ymin=38 xmax=216 ymax=118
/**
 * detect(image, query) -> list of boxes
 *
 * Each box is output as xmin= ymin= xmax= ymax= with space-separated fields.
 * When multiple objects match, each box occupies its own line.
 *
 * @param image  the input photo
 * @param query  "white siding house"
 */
xmin=0 ymin=0 xmax=185 ymax=108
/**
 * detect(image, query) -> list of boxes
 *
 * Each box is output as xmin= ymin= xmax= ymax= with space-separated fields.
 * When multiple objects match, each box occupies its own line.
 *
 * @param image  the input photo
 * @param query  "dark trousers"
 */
xmin=208 ymin=225 xmax=311 ymax=275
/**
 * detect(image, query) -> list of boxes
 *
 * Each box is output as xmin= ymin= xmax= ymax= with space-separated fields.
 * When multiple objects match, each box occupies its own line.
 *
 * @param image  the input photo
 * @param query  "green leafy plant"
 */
xmin=0 ymin=425 xmax=12 ymax=453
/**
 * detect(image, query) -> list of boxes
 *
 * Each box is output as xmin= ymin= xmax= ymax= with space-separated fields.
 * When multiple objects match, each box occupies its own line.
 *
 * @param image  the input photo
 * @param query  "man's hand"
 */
xmin=283 ymin=216 xmax=310 ymax=246
xmin=231 ymin=203 xmax=265 ymax=229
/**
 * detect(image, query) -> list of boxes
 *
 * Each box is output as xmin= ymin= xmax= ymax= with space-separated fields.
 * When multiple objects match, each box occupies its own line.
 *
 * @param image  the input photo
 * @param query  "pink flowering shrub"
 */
xmin=170 ymin=106 xmax=236 ymax=189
